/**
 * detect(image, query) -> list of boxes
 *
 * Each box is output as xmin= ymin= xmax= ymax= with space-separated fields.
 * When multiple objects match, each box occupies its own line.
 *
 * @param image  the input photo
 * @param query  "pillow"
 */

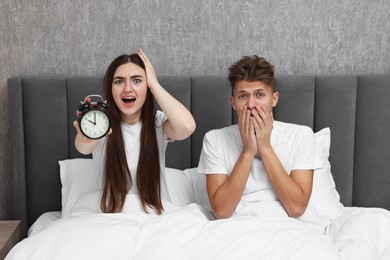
xmin=70 ymin=192 xmax=183 ymax=217
xmin=59 ymin=158 xmax=99 ymax=218
xmin=184 ymin=167 xmax=211 ymax=211
xmin=163 ymin=167 xmax=195 ymax=207
xmin=310 ymin=127 xmax=344 ymax=219
xmin=59 ymin=158 xmax=196 ymax=216
xmin=68 ymin=191 xmax=101 ymax=216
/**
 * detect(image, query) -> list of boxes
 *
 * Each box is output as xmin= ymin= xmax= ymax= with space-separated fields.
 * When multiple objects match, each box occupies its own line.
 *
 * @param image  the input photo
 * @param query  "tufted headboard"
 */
xmin=8 ymin=74 xmax=390 ymax=236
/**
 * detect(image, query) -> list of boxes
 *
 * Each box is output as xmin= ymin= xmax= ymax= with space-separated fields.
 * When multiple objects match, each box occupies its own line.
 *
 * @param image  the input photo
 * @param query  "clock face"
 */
xmin=80 ymin=109 xmax=110 ymax=139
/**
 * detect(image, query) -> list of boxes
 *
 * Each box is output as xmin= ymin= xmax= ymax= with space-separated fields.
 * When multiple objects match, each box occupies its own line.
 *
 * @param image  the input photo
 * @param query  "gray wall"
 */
xmin=1 ymin=0 xmax=389 ymax=219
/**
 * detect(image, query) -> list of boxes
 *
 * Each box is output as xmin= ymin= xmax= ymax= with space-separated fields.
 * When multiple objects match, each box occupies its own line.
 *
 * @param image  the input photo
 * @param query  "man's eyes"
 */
xmin=238 ymin=93 xmax=264 ymax=99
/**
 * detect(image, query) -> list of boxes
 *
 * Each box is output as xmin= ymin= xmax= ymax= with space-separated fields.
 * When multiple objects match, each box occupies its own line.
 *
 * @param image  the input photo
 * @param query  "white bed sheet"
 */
xmin=327 ymin=207 xmax=390 ymax=260
xmin=8 ymin=202 xmax=339 ymax=260
xmin=8 ymin=201 xmax=390 ymax=260
xmin=27 ymin=211 xmax=62 ymax=237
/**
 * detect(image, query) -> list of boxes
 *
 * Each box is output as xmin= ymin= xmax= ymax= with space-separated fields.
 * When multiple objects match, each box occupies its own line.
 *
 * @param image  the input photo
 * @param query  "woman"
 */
xmin=73 ymin=49 xmax=196 ymax=214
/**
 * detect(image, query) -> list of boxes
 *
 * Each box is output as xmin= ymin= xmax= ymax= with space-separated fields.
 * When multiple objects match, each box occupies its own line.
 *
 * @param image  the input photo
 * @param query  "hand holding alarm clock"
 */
xmin=77 ymin=95 xmax=111 ymax=140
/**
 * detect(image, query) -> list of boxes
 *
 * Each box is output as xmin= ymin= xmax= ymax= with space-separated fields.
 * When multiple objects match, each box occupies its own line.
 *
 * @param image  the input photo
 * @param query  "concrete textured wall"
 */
xmin=1 ymin=0 xmax=389 ymax=219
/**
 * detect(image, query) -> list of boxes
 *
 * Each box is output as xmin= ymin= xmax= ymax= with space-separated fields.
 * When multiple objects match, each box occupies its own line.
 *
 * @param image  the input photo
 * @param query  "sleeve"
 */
xmin=155 ymin=110 xmax=168 ymax=127
xmin=154 ymin=110 xmax=173 ymax=142
xmin=197 ymin=131 xmax=228 ymax=175
xmin=292 ymin=126 xmax=323 ymax=170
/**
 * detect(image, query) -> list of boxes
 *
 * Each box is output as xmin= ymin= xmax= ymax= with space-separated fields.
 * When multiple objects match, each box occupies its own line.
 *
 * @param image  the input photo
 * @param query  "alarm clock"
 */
xmin=77 ymin=94 xmax=111 ymax=140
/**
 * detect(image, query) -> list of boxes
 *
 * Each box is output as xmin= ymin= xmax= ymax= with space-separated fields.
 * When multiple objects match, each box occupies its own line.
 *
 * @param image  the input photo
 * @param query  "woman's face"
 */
xmin=111 ymin=62 xmax=148 ymax=125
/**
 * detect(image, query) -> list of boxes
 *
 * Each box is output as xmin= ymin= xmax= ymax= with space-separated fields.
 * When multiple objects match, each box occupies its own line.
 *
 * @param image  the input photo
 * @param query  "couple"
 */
xmin=73 ymin=49 xmax=318 ymax=224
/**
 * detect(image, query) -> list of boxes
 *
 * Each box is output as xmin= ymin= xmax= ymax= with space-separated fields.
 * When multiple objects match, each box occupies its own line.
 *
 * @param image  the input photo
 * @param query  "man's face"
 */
xmin=230 ymin=80 xmax=279 ymax=116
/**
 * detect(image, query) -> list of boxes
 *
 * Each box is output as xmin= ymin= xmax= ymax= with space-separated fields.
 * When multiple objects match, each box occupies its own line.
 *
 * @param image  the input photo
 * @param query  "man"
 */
xmin=198 ymin=55 xmax=322 ymax=221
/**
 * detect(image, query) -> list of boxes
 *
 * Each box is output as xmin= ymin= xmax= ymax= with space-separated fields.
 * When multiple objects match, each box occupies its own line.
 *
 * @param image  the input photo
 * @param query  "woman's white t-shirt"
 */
xmin=92 ymin=110 xmax=170 ymax=199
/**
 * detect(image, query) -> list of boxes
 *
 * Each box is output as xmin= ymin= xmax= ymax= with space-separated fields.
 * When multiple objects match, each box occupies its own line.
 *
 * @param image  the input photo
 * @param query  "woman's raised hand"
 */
xmin=138 ymin=48 xmax=159 ymax=89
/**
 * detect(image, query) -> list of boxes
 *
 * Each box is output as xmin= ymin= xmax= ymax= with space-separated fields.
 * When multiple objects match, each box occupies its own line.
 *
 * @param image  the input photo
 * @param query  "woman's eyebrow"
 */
xmin=130 ymin=74 xmax=143 ymax=79
xmin=113 ymin=75 xmax=143 ymax=80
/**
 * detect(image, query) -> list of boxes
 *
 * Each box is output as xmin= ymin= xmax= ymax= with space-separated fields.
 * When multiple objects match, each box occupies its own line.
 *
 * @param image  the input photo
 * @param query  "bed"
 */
xmin=6 ymin=74 xmax=390 ymax=259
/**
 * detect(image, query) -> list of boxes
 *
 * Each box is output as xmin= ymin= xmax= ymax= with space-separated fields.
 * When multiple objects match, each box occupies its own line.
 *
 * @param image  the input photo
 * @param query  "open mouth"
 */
xmin=122 ymin=97 xmax=136 ymax=104
xmin=247 ymin=109 xmax=255 ymax=117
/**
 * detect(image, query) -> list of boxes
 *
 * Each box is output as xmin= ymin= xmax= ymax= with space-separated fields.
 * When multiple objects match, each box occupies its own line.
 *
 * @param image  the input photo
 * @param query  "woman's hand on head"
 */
xmin=138 ymin=48 xmax=159 ymax=89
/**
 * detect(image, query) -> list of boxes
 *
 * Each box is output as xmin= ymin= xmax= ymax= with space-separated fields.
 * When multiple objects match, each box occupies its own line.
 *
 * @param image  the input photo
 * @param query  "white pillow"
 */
xmin=59 ymin=158 xmax=196 ymax=216
xmin=59 ymin=158 xmax=99 ymax=218
xmin=163 ymin=167 xmax=195 ymax=207
xmin=184 ymin=167 xmax=211 ymax=211
xmin=310 ymin=127 xmax=344 ymax=219
xmin=69 ymin=192 xmax=184 ymax=217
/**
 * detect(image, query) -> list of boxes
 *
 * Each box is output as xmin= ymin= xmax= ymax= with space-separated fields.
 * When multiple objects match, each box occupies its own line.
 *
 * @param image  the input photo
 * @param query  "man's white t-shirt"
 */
xmin=198 ymin=121 xmax=325 ymax=227
xmin=92 ymin=110 xmax=171 ymax=200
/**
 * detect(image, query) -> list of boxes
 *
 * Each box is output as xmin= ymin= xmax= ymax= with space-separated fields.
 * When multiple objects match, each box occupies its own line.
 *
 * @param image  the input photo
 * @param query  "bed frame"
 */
xmin=8 ymin=74 xmax=390 ymax=236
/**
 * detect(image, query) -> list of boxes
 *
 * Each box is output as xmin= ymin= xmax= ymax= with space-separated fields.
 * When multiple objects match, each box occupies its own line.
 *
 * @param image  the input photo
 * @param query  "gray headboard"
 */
xmin=8 ymin=74 xmax=390 ymax=236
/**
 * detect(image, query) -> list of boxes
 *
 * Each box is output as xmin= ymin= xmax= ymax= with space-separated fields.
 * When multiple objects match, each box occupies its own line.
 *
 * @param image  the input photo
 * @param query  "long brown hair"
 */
xmin=101 ymin=54 xmax=163 ymax=214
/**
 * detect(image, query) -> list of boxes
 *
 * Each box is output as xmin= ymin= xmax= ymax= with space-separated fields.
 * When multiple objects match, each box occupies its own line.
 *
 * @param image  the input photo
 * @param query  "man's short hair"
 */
xmin=228 ymin=55 xmax=275 ymax=92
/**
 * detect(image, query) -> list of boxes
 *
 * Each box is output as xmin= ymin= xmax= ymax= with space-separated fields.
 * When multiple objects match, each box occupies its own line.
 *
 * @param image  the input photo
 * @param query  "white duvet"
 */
xmin=7 ymin=203 xmax=340 ymax=259
xmin=6 ymin=196 xmax=390 ymax=260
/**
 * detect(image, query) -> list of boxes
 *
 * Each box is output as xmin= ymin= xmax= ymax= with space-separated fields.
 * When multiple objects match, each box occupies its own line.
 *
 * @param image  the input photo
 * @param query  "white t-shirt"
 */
xmin=93 ymin=110 xmax=171 ymax=199
xmin=198 ymin=121 xmax=325 ymax=228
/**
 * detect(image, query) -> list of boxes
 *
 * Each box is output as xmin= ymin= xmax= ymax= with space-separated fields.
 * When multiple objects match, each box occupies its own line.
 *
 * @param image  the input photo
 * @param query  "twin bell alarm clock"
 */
xmin=78 ymin=95 xmax=111 ymax=140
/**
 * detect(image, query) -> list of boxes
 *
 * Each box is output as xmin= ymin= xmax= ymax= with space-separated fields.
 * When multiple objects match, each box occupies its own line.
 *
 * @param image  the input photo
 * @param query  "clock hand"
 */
xmin=87 ymin=119 xmax=95 ymax=125
xmin=94 ymin=112 xmax=96 ymax=124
